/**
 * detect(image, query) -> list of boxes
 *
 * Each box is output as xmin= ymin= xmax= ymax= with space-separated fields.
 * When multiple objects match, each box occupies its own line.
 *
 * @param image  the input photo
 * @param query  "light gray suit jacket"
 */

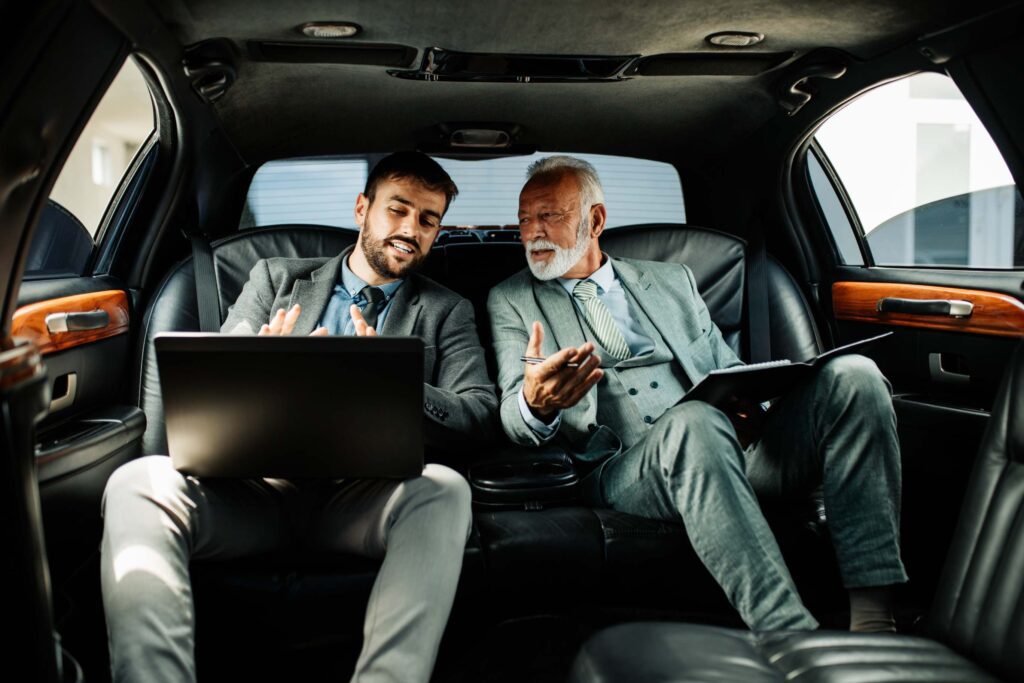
xmin=487 ymin=257 xmax=743 ymax=463
xmin=222 ymin=246 xmax=498 ymax=449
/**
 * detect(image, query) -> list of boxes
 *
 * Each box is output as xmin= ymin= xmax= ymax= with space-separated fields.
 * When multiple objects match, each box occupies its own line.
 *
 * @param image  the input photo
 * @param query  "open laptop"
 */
xmin=154 ymin=333 xmax=424 ymax=478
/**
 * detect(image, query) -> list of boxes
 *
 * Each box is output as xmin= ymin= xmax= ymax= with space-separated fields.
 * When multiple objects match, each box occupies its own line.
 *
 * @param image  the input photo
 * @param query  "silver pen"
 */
xmin=520 ymin=355 xmax=582 ymax=368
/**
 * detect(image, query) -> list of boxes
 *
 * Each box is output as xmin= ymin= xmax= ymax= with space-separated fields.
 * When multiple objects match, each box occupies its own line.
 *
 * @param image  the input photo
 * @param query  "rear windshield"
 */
xmin=241 ymin=153 xmax=685 ymax=230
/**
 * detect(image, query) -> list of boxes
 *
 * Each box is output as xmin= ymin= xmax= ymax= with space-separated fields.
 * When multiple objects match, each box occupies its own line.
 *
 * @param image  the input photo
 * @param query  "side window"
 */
xmin=25 ymin=58 xmax=155 ymax=278
xmin=809 ymin=72 xmax=1023 ymax=268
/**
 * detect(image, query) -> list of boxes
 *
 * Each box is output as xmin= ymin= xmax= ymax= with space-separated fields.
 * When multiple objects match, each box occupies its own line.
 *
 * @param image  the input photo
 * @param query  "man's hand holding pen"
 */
xmin=522 ymin=321 xmax=604 ymax=422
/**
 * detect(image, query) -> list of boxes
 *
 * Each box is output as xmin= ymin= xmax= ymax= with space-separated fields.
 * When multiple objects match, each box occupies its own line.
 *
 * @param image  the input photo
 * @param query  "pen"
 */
xmin=520 ymin=355 xmax=581 ymax=368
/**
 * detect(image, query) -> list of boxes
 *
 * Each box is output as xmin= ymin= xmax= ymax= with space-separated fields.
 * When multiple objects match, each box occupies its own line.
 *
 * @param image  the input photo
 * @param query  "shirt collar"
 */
xmin=557 ymin=253 xmax=616 ymax=297
xmin=340 ymin=255 xmax=404 ymax=300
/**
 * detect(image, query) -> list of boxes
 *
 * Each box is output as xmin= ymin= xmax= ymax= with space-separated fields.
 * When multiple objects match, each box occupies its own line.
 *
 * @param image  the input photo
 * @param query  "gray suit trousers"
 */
xmin=100 ymin=457 xmax=471 ymax=682
xmin=598 ymin=354 xmax=908 ymax=630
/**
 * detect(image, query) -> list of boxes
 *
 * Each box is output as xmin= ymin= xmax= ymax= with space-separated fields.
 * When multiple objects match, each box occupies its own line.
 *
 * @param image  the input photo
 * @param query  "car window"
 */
xmin=809 ymin=71 xmax=1023 ymax=268
xmin=240 ymin=153 xmax=685 ymax=230
xmin=26 ymin=58 xmax=155 ymax=278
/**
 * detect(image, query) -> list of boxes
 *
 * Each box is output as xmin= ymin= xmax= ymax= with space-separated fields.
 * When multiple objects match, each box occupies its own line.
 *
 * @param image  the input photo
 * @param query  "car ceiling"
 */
xmin=117 ymin=0 xmax=1021 ymax=167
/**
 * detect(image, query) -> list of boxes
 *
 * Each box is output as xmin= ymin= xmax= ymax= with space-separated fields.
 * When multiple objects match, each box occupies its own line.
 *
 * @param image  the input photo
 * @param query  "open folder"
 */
xmin=681 ymin=331 xmax=893 ymax=408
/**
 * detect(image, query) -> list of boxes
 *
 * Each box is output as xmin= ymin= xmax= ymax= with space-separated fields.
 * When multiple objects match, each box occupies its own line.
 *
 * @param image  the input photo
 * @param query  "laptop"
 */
xmin=154 ymin=333 xmax=424 ymax=478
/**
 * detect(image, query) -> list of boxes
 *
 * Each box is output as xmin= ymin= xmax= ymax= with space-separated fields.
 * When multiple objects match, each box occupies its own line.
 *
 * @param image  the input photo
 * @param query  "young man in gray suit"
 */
xmin=488 ymin=156 xmax=907 ymax=633
xmin=101 ymin=152 xmax=496 ymax=683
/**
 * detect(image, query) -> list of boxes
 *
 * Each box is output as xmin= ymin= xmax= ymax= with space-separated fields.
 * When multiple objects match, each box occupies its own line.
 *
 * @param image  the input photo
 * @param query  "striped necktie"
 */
xmin=572 ymin=279 xmax=631 ymax=361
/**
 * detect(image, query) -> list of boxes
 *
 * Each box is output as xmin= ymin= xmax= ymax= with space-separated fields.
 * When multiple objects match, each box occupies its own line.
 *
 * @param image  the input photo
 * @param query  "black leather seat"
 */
xmin=568 ymin=343 xmax=1024 ymax=683
xmin=135 ymin=225 xmax=359 ymax=455
xmin=467 ymin=225 xmax=829 ymax=605
xmin=132 ymin=222 xmax=827 ymax=628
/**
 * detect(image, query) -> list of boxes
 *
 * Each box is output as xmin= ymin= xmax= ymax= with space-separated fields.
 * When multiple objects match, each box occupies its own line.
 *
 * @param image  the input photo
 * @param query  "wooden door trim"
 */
xmin=12 ymin=290 xmax=129 ymax=355
xmin=833 ymin=281 xmax=1024 ymax=337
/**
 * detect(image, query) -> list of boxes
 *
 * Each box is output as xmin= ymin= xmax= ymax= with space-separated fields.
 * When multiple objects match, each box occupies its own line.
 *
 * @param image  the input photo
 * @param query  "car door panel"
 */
xmin=13 ymin=289 xmax=130 ymax=355
xmin=833 ymin=281 xmax=1024 ymax=338
xmin=796 ymin=49 xmax=1024 ymax=617
xmin=14 ymin=276 xmax=145 ymax=593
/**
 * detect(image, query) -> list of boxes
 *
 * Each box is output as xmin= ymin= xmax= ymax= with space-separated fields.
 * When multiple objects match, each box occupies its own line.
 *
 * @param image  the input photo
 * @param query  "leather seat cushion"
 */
xmin=568 ymin=623 xmax=1000 ymax=683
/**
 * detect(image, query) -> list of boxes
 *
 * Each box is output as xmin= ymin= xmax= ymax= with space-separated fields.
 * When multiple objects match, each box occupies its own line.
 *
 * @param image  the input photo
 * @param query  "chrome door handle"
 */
xmin=45 ymin=309 xmax=109 ymax=333
xmin=876 ymin=298 xmax=973 ymax=318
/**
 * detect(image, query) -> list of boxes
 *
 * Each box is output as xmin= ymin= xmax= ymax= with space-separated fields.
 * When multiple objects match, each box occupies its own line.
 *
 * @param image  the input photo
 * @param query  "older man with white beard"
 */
xmin=487 ymin=156 xmax=908 ymax=633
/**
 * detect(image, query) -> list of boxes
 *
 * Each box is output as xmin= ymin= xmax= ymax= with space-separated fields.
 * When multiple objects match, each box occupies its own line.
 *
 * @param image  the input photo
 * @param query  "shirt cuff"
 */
xmin=518 ymin=387 xmax=560 ymax=438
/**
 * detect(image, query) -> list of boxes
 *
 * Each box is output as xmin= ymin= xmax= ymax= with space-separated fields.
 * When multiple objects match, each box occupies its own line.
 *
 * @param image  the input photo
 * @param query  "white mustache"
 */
xmin=526 ymin=239 xmax=560 ymax=253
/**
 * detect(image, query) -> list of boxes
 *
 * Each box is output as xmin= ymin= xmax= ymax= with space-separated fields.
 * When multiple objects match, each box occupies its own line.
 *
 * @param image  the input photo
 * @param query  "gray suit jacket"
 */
xmin=487 ymin=257 xmax=743 ymax=463
xmin=222 ymin=246 xmax=498 ymax=449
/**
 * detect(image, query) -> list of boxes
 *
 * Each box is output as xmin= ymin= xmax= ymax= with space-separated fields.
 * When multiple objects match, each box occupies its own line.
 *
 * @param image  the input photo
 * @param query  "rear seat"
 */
xmin=133 ymin=222 xmax=831 ymax=636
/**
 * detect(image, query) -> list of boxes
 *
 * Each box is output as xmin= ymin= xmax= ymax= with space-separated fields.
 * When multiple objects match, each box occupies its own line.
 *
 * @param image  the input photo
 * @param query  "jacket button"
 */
xmin=650 ymin=381 xmax=659 ymax=389
xmin=628 ymin=388 xmax=638 ymax=396
xmin=588 ymin=423 xmax=598 ymax=433
xmin=643 ymin=415 xmax=653 ymax=424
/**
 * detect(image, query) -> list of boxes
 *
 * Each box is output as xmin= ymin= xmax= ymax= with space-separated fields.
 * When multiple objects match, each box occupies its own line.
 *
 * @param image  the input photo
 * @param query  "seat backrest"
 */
xmin=135 ymin=226 xmax=357 ymax=455
xmin=927 ymin=342 xmax=1024 ymax=681
xmin=136 ymin=223 xmax=822 ymax=455
xmin=603 ymin=224 xmax=746 ymax=352
xmin=602 ymin=224 xmax=821 ymax=363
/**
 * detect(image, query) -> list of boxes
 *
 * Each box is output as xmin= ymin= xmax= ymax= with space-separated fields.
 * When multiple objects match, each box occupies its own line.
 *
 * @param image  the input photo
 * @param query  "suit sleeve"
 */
xmin=487 ymin=287 xmax=557 ymax=448
xmin=220 ymin=259 xmax=275 ymax=335
xmin=423 ymin=297 xmax=499 ymax=448
xmin=682 ymin=264 xmax=744 ymax=370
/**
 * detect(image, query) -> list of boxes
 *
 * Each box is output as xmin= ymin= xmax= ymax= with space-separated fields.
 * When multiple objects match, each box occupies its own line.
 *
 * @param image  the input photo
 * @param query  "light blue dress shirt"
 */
xmin=318 ymin=256 xmax=404 ymax=335
xmin=518 ymin=256 xmax=654 ymax=438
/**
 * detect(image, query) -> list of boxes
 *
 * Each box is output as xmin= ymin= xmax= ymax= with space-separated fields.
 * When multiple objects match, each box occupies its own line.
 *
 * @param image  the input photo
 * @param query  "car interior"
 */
xmin=2 ymin=1 xmax=1023 ymax=681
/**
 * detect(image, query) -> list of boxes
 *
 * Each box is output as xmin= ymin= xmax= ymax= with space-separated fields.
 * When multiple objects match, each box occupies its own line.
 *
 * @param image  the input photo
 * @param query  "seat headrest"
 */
xmin=209 ymin=225 xmax=358 ymax=318
xmin=603 ymin=224 xmax=746 ymax=339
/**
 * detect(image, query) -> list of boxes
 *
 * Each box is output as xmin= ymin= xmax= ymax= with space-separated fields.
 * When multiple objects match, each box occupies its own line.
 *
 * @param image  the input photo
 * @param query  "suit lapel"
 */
xmin=613 ymin=258 xmax=700 ymax=381
xmin=379 ymin=276 xmax=421 ymax=337
xmin=288 ymin=247 xmax=351 ymax=336
xmin=531 ymin=276 xmax=596 ymax=431
xmin=532 ymin=278 xmax=587 ymax=352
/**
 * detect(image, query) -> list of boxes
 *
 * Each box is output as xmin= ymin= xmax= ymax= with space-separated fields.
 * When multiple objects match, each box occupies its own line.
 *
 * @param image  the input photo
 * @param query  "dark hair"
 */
xmin=364 ymin=151 xmax=459 ymax=214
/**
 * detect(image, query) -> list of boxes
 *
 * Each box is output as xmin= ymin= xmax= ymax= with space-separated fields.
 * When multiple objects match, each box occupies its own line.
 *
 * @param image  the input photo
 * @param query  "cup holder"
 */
xmin=484 ymin=464 xmax=517 ymax=480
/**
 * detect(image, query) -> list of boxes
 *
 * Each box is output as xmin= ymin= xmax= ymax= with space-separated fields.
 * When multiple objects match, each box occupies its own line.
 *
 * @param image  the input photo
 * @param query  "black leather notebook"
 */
xmin=680 ymin=331 xmax=893 ymax=408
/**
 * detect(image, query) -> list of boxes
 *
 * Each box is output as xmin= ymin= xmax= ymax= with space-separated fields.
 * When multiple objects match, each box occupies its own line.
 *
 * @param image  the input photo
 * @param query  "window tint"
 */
xmin=806 ymin=150 xmax=864 ymax=266
xmin=811 ymin=72 xmax=1023 ymax=268
xmin=26 ymin=58 xmax=155 ymax=278
xmin=241 ymin=153 xmax=685 ymax=230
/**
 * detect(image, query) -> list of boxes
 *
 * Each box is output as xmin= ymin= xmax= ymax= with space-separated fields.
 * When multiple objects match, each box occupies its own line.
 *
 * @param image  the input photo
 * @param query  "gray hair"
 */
xmin=526 ymin=156 xmax=605 ymax=212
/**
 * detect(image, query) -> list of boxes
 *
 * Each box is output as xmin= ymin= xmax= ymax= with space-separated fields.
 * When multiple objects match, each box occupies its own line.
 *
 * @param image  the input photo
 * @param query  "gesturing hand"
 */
xmin=258 ymin=304 xmax=328 ymax=336
xmin=522 ymin=321 xmax=603 ymax=420
xmin=349 ymin=304 xmax=378 ymax=336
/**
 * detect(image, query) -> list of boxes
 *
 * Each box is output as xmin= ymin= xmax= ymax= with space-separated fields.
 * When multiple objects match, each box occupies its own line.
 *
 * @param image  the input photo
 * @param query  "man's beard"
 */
xmin=525 ymin=215 xmax=591 ymax=281
xmin=360 ymin=217 xmax=425 ymax=280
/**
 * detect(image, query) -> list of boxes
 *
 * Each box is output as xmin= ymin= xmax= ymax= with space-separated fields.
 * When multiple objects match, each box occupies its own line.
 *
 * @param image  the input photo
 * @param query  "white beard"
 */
xmin=525 ymin=218 xmax=592 ymax=281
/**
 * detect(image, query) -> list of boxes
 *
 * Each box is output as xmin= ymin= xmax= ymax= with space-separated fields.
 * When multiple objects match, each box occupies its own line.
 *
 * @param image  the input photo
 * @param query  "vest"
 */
xmin=575 ymin=286 xmax=691 ymax=450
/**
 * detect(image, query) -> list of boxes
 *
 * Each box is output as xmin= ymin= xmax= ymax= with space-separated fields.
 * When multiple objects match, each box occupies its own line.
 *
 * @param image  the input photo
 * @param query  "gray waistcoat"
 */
xmin=576 ymin=287 xmax=692 ymax=450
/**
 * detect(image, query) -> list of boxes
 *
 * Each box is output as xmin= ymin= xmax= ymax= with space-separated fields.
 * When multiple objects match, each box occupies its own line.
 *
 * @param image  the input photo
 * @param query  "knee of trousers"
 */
xmin=401 ymin=464 xmax=473 ymax=539
xmin=101 ymin=455 xmax=191 ymax=522
xmin=818 ymin=354 xmax=893 ymax=412
xmin=655 ymin=402 xmax=739 ymax=482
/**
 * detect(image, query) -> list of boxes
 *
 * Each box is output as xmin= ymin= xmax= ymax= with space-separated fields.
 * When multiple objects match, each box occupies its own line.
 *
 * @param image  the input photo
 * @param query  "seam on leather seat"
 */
xmin=949 ymin=461 xmax=1013 ymax=640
